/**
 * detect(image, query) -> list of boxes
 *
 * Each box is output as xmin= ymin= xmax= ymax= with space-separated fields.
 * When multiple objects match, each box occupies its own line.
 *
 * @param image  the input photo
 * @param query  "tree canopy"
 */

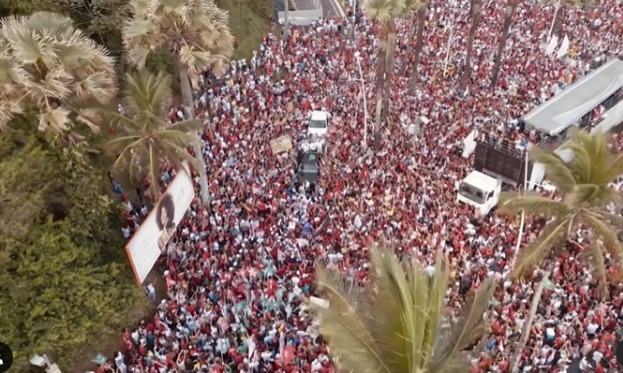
xmin=102 ymin=70 xmax=203 ymax=198
xmin=498 ymin=128 xmax=623 ymax=296
xmin=0 ymin=115 xmax=145 ymax=371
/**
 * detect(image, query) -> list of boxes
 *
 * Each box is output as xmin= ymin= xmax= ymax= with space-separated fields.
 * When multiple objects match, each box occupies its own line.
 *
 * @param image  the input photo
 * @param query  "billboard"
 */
xmin=125 ymin=169 xmax=195 ymax=284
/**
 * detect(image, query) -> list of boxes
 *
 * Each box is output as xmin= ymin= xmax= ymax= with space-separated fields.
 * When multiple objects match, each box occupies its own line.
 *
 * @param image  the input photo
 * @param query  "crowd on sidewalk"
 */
xmin=102 ymin=0 xmax=623 ymax=372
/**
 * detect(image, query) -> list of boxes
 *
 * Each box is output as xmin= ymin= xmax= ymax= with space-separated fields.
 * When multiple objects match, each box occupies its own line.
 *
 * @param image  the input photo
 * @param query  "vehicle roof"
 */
xmin=462 ymin=171 xmax=499 ymax=192
xmin=310 ymin=111 xmax=329 ymax=121
xmin=302 ymin=152 xmax=320 ymax=162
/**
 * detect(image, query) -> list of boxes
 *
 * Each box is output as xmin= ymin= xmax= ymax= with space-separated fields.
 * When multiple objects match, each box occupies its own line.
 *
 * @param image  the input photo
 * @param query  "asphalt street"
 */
xmin=289 ymin=0 xmax=346 ymax=18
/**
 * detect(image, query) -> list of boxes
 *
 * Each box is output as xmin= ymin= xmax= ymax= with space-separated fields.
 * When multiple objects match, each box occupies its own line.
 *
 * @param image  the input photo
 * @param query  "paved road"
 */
xmin=290 ymin=0 xmax=346 ymax=18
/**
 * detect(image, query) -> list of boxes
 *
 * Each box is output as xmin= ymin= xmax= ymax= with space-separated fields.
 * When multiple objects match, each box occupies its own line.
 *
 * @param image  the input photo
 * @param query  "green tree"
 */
xmin=33 ymin=0 xmax=132 ymax=56
xmin=498 ymin=129 xmax=623 ymax=372
xmin=122 ymin=0 xmax=235 ymax=203
xmin=313 ymin=246 xmax=495 ymax=373
xmin=0 ymin=116 xmax=144 ymax=371
xmin=0 ymin=12 xmax=117 ymax=140
xmin=102 ymin=70 xmax=203 ymax=199
xmin=363 ymin=0 xmax=423 ymax=150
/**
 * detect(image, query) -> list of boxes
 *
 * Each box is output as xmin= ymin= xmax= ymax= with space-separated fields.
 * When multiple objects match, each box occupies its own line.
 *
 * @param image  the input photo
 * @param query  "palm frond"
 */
xmin=580 ymin=212 xmax=623 ymax=264
xmin=165 ymin=118 xmax=202 ymax=133
xmin=362 ymin=0 xmax=394 ymax=22
xmin=123 ymin=0 xmax=234 ymax=77
xmin=580 ymin=242 xmax=608 ymax=299
xmin=0 ymin=11 xmax=116 ymax=135
xmin=314 ymin=246 xmax=493 ymax=373
xmin=75 ymin=108 xmax=103 ymax=133
xmin=126 ymin=43 xmax=152 ymax=69
xmin=314 ymin=256 xmax=389 ymax=373
xmin=498 ymin=192 xmax=570 ymax=218
xmin=563 ymin=128 xmax=610 ymax=184
xmin=529 ymin=146 xmax=576 ymax=193
xmin=564 ymin=184 xmax=601 ymax=207
xmin=103 ymin=135 xmax=143 ymax=156
xmin=366 ymin=246 xmax=427 ymax=372
xmin=511 ymin=217 xmax=570 ymax=279
xmin=38 ymin=107 xmax=71 ymax=134
xmin=122 ymin=70 xmax=173 ymax=118
xmin=123 ymin=19 xmax=154 ymax=39
xmin=431 ymin=276 xmax=495 ymax=371
xmin=603 ymin=153 xmax=623 ymax=185
xmin=601 ymin=211 xmax=623 ymax=230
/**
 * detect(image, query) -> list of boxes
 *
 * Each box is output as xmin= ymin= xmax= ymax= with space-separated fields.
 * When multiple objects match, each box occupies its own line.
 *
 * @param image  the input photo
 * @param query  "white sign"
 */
xmin=126 ymin=169 xmax=195 ymax=284
xmin=462 ymin=130 xmax=477 ymax=158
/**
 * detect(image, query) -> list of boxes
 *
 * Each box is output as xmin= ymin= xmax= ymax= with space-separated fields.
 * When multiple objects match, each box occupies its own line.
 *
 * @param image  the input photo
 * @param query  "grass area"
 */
xmin=217 ymin=0 xmax=271 ymax=60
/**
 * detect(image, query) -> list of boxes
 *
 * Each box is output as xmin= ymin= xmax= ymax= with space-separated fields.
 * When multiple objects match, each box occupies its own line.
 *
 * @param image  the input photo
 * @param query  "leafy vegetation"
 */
xmin=103 ymin=71 xmax=203 ymax=199
xmin=0 ymin=114 xmax=147 ymax=371
xmin=313 ymin=245 xmax=495 ymax=373
xmin=499 ymin=128 xmax=623 ymax=294
xmin=0 ymin=0 xmax=267 ymax=369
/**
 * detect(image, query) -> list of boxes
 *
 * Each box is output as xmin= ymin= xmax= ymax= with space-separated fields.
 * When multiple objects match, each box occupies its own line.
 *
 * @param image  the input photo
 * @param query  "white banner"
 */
xmin=126 ymin=169 xmax=195 ymax=284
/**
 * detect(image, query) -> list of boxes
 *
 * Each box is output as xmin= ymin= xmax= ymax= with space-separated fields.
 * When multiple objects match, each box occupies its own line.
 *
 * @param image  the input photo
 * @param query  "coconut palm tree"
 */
xmin=498 ymin=129 xmax=623 ymax=372
xmin=459 ymin=0 xmax=482 ymax=93
xmin=544 ymin=0 xmax=592 ymax=39
xmin=313 ymin=245 xmax=495 ymax=373
xmin=500 ymin=129 xmax=623 ymax=288
xmin=489 ymin=0 xmax=519 ymax=89
xmin=0 ymin=11 xmax=117 ymax=139
xmin=362 ymin=0 xmax=423 ymax=150
xmin=122 ymin=0 xmax=235 ymax=203
xmin=407 ymin=1 xmax=428 ymax=90
xmin=102 ymin=70 xmax=203 ymax=200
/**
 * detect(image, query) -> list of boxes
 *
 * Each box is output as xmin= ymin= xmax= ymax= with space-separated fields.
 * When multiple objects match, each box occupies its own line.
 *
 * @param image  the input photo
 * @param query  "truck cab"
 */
xmin=457 ymin=171 xmax=502 ymax=215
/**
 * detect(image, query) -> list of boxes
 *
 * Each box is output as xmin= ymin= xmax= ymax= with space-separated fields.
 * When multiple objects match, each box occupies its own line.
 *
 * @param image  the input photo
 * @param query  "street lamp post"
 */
xmin=354 ymin=52 xmax=369 ymax=150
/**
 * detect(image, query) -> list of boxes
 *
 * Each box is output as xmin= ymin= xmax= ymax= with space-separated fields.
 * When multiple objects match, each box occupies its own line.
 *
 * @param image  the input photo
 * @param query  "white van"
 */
xmin=457 ymin=171 xmax=502 ymax=215
xmin=307 ymin=110 xmax=329 ymax=137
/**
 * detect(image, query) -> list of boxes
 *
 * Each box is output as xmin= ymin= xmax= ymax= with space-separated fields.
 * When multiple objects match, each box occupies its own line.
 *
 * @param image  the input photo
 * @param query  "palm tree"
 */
xmin=0 ymin=12 xmax=117 ymax=139
xmin=407 ymin=1 xmax=428 ymax=90
xmin=544 ymin=0 xmax=592 ymax=38
xmin=102 ymin=71 xmax=203 ymax=200
xmin=122 ymin=0 xmax=235 ymax=203
xmin=313 ymin=245 xmax=495 ymax=372
xmin=489 ymin=0 xmax=519 ymax=89
xmin=459 ymin=0 xmax=482 ymax=93
xmin=363 ymin=0 xmax=423 ymax=150
xmin=498 ymin=129 xmax=623 ymax=372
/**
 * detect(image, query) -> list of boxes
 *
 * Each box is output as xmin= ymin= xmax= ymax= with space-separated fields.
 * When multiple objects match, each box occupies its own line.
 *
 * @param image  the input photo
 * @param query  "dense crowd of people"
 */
xmin=101 ymin=0 xmax=623 ymax=372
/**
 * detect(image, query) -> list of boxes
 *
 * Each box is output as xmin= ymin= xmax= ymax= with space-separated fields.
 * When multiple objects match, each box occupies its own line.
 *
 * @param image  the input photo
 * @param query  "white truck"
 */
xmin=456 ymin=170 xmax=503 ymax=215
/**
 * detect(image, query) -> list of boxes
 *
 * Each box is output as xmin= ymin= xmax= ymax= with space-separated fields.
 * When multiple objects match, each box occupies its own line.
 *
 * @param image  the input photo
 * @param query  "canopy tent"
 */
xmin=523 ymin=58 xmax=623 ymax=136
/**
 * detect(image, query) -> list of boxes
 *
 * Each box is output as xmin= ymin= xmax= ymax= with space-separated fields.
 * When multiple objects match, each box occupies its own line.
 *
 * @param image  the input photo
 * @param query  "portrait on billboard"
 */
xmin=156 ymin=193 xmax=175 ymax=251
xmin=126 ymin=168 xmax=195 ymax=284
